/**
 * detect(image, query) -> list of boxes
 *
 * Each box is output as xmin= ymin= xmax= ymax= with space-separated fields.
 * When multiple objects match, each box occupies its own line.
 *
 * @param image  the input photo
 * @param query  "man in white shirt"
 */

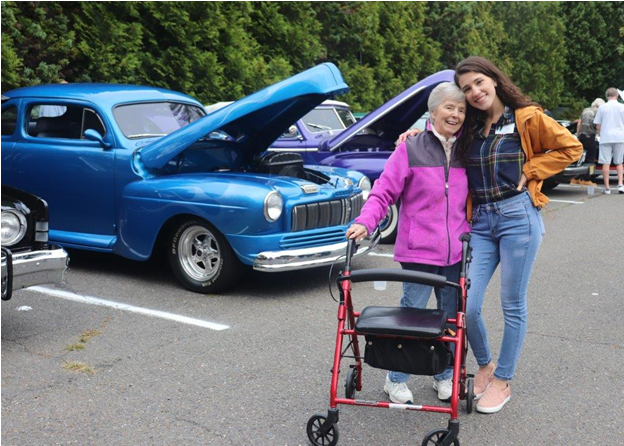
xmin=594 ymin=87 xmax=624 ymax=194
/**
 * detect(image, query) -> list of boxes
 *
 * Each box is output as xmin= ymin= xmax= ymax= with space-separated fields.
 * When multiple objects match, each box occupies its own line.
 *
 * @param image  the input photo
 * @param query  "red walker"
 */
xmin=307 ymin=233 xmax=474 ymax=446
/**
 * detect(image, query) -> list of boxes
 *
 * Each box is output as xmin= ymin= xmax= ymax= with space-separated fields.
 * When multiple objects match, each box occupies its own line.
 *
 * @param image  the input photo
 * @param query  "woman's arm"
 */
xmin=522 ymin=112 xmax=583 ymax=181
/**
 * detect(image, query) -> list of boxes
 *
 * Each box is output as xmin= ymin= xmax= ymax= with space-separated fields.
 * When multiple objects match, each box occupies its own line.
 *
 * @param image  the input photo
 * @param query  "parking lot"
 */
xmin=2 ymin=184 xmax=623 ymax=445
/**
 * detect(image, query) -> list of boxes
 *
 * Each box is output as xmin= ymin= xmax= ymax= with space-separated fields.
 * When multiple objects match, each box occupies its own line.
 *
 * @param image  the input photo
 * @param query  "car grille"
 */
xmin=280 ymin=228 xmax=346 ymax=249
xmin=291 ymin=193 xmax=364 ymax=232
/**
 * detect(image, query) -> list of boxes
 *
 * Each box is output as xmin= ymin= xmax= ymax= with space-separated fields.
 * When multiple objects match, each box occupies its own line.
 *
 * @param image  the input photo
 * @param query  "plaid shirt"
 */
xmin=467 ymin=106 xmax=525 ymax=205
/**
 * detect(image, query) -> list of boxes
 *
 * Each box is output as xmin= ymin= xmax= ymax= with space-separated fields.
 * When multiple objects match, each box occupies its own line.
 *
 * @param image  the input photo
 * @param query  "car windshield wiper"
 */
xmin=127 ymin=133 xmax=168 ymax=138
xmin=306 ymin=122 xmax=333 ymax=131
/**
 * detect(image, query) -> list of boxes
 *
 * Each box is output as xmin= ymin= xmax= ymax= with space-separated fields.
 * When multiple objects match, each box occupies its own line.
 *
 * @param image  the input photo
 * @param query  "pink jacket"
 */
xmin=354 ymin=131 xmax=470 ymax=266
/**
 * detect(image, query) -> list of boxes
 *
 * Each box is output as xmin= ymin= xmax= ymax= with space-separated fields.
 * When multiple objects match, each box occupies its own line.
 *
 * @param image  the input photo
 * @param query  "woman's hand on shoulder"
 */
xmin=346 ymin=223 xmax=368 ymax=241
xmin=395 ymin=129 xmax=422 ymax=145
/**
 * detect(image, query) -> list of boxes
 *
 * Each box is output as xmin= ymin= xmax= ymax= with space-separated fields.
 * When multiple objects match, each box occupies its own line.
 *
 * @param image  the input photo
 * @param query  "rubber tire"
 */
xmin=168 ymin=219 xmax=241 ymax=294
xmin=466 ymin=378 xmax=474 ymax=414
xmin=422 ymin=428 xmax=460 ymax=446
xmin=379 ymin=201 xmax=399 ymax=244
xmin=344 ymin=368 xmax=357 ymax=399
xmin=541 ymin=179 xmax=559 ymax=192
xmin=307 ymin=414 xmax=339 ymax=446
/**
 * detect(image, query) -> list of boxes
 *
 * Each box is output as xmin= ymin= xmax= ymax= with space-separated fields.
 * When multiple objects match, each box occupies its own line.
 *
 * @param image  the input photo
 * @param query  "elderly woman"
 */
xmin=347 ymin=82 xmax=470 ymax=404
xmin=572 ymin=98 xmax=605 ymax=186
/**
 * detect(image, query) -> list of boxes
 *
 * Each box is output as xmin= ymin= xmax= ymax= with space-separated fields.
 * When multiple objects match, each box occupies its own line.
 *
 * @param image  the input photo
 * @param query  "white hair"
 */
xmin=428 ymin=82 xmax=465 ymax=124
xmin=591 ymin=98 xmax=605 ymax=110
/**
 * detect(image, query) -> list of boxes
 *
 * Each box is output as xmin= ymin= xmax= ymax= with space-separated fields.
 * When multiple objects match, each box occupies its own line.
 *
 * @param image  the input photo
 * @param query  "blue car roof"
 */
xmin=3 ymin=83 xmax=202 ymax=109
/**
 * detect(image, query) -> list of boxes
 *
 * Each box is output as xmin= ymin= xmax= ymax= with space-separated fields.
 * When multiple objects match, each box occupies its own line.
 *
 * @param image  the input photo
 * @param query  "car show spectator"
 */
xmin=571 ymin=98 xmax=604 ymax=186
xmin=593 ymin=87 xmax=624 ymax=194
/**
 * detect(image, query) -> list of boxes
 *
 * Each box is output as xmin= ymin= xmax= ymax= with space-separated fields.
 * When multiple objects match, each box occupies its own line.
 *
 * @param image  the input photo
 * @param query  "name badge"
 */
xmin=495 ymin=123 xmax=516 ymax=135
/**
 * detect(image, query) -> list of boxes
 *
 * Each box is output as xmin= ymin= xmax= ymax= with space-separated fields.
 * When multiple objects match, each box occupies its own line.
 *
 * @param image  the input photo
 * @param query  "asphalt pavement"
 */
xmin=2 ymin=184 xmax=623 ymax=445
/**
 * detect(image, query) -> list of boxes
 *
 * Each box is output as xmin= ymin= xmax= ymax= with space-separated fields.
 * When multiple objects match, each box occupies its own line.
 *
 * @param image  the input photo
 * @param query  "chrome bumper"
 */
xmin=253 ymin=238 xmax=374 ymax=272
xmin=1 ymin=246 xmax=69 ymax=300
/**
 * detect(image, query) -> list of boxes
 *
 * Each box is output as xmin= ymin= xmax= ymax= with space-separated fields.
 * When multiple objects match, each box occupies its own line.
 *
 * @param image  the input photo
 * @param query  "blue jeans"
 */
xmin=466 ymin=192 xmax=544 ymax=381
xmin=388 ymin=262 xmax=460 ymax=383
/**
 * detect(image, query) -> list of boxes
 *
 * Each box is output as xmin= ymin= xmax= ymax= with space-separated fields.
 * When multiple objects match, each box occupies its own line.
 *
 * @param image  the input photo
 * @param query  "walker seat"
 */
xmin=354 ymin=306 xmax=447 ymax=339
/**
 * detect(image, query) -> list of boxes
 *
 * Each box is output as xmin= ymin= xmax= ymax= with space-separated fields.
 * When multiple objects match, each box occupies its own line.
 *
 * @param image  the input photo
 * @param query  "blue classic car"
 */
xmin=1 ymin=64 xmax=373 ymax=293
xmin=270 ymin=70 xmax=455 ymax=243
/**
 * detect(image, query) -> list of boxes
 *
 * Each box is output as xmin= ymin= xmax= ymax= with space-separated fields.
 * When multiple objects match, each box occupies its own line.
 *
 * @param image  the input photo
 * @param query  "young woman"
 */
xmin=347 ymin=82 xmax=470 ymax=404
xmin=453 ymin=56 xmax=582 ymax=413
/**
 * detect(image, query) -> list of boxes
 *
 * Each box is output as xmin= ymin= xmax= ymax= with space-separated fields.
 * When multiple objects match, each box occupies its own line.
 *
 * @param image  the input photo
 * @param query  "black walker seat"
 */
xmin=354 ymin=306 xmax=447 ymax=339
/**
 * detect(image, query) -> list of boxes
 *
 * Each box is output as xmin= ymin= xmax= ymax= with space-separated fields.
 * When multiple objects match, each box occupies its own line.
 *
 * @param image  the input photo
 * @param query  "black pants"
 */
xmin=578 ymin=133 xmax=597 ymax=180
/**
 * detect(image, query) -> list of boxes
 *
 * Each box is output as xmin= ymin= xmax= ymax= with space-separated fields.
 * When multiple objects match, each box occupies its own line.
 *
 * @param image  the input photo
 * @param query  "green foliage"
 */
xmin=491 ymin=2 xmax=566 ymax=110
xmin=1 ymin=1 xmax=619 ymax=116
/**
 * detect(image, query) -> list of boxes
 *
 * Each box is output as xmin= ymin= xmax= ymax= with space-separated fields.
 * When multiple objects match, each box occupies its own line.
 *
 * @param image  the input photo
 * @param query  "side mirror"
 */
xmin=83 ymin=129 xmax=111 ymax=148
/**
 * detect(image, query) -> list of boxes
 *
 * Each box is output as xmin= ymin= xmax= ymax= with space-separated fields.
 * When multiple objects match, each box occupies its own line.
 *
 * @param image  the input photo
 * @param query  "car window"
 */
xmin=2 ymin=106 xmax=18 ymax=136
xmin=28 ymin=104 xmax=106 ymax=139
xmin=113 ymin=102 xmax=205 ymax=139
xmin=336 ymin=108 xmax=356 ymax=127
xmin=410 ymin=112 xmax=430 ymax=131
xmin=301 ymin=108 xmax=346 ymax=133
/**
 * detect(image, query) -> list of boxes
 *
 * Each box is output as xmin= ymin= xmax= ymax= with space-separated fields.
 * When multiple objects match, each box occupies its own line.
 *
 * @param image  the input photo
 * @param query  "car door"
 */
xmin=1 ymin=101 xmax=19 ymax=181
xmin=12 ymin=99 xmax=117 ymax=247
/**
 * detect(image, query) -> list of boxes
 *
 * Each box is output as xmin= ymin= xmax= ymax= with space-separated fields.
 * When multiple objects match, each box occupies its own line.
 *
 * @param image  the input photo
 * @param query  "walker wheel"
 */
xmin=344 ymin=368 xmax=358 ymax=399
xmin=466 ymin=378 xmax=475 ymax=414
xmin=422 ymin=428 xmax=460 ymax=446
xmin=307 ymin=413 xmax=339 ymax=446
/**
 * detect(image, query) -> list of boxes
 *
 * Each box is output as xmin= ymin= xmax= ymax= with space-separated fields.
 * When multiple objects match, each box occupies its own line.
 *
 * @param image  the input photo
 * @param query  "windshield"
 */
xmin=410 ymin=112 xmax=429 ymax=131
xmin=113 ymin=102 xmax=206 ymax=139
xmin=301 ymin=107 xmax=355 ymax=133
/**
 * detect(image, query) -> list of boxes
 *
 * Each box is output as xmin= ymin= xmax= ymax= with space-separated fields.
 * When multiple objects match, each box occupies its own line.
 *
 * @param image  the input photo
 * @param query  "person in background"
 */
xmin=593 ymin=87 xmax=624 ymax=194
xmin=571 ymin=98 xmax=604 ymax=186
xmin=346 ymin=82 xmax=470 ymax=404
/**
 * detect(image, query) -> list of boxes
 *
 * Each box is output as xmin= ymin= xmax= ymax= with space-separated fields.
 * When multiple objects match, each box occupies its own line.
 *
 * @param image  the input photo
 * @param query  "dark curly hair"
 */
xmin=453 ymin=56 xmax=539 ymax=157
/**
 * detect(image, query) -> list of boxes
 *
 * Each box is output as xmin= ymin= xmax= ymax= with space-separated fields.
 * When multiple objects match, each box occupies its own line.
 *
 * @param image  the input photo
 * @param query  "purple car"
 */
xmin=270 ymin=70 xmax=455 ymax=243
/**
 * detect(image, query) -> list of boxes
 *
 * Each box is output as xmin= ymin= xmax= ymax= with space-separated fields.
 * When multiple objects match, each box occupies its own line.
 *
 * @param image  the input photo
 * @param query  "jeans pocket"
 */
xmin=536 ymin=208 xmax=546 ymax=236
xmin=498 ymin=202 xmax=527 ymax=219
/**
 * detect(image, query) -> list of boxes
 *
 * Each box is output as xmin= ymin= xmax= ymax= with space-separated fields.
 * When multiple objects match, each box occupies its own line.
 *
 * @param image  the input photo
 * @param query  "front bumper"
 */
xmin=1 ymin=246 xmax=69 ymax=300
xmin=253 ymin=237 xmax=375 ymax=272
xmin=552 ymin=164 xmax=594 ymax=181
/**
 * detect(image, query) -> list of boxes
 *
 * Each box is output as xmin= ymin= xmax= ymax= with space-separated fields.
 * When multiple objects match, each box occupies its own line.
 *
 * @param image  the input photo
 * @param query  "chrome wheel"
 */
xmin=379 ymin=202 xmax=399 ymax=244
xmin=177 ymin=225 xmax=221 ymax=282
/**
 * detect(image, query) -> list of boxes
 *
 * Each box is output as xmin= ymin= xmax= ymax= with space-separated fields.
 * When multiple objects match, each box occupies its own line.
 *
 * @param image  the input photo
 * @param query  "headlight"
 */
xmin=1 ymin=209 xmax=27 ymax=246
xmin=358 ymin=176 xmax=372 ymax=201
xmin=264 ymin=191 xmax=283 ymax=222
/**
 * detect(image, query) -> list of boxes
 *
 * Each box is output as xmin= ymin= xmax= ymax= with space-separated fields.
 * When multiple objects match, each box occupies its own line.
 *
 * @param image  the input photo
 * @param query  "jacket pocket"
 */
xmin=407 ymin=217 xmax=441 ymax=256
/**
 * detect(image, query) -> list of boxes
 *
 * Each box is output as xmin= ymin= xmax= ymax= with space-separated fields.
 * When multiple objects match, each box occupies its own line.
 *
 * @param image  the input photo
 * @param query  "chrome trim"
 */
xmin=1 ymin=246 xmax=68 ymax=293
xmin=266 ymin=148 xmax=319 ymax=152
xmin=301 ymin=184 xmax=319 ymax=194
xmin=253 ymin=237 xmax=375 ymax=272
xmin=263 ymin=191 xmax=283 ymax=222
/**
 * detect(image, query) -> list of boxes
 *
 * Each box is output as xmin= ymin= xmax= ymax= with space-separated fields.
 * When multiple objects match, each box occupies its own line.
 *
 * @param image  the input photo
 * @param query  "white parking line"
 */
xmin=28 ymin=286 xmax=230 ymax=331
xmin=368 ymin=252 xmax=394 ymax=258
xmin=548 ymin=199 xmax=585 ymax=204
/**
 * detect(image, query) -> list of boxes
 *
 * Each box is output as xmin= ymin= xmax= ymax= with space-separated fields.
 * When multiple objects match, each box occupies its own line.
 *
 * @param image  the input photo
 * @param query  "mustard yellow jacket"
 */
xmin=466 ymin=106 xmax=583 ymax=219
xmin=516 ymin=106 xmax=583 ymax=208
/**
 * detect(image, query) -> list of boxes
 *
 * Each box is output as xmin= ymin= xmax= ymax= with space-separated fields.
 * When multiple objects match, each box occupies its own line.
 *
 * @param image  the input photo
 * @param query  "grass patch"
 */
xmin=65 ymin=343 xmax=86 ymax=352
xmin=62 ymin=361 xmax=94 ymax=374
xmin=79 ymin=329 xmax=101 ymax=344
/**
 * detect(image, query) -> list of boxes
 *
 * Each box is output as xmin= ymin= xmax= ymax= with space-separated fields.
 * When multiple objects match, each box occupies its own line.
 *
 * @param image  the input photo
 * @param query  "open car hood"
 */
xmin=321 ymin=70 xmax=455 ymax=152
xmin=136 ymin=63 xmax=349 ymax=170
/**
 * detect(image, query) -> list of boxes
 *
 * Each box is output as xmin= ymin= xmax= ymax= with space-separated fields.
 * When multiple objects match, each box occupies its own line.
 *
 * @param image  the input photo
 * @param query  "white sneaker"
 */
xmin=384 ymin=374 xmax=414 ymax=404
xmin=618 ymin=185 xmax=624 ymax=194
xmin=602 ymin=188 xmax=611 ymax=195
xmin=433 ymin=379 xmax=453 ymax=401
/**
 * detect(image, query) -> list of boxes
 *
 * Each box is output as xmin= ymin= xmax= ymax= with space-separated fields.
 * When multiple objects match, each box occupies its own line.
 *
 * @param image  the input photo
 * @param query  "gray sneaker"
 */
xmin=384 ymin=374 xmax=414 ymax=404
xmin=433 ymin=378 xmax=453 ymax=401
xmin=603 ymin=188 xmax=611 ymax=195
xmin=618 ymin=185 xmax=624 ymax=194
